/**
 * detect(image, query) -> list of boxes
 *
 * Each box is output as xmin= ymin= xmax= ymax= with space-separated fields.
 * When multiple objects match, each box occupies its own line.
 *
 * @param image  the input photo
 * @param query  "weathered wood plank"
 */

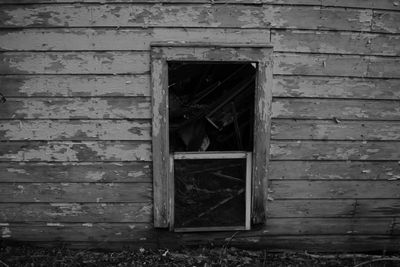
xmin=0 ymin=52 xmax=148 ymax=74
xmin=269 ymin=180 xmax=400 ymax=199
xmin=271 ymin=120 xmax=400 ymax=140
xmin=5 ymin=140 xmax=396 ymax=162
xmin=265 ymin=218 xmax=397 ymax=235
xmin=0 ymin=120 xmax=151 ymax=140
xmin=4 ymin=75 xmax=400 ymax=99
xmin=273 ymin=76 xmax=400 ymax=99
xmin=270 ymin=161 xmax=400 ymax=180
xmin=0 ymin=75 xmax=150 ymax=97
xmin=0 ymin=162 xmax=152 ymax=182
xmin=271 ymin=141 xmax=400 ymax=160
xmin=274 ymin=53 xmax=400 ymax=78
xmin=1 ymin=218 xmax=396 ymax=243
xmin=0 ymin=98 xmax=151 ymax=119
xmin=2 ymin=52 xmax=400 ymax=78
xmin=0 ymin=28 xmax=269 ymax=51
xmin=0 ymin=222 xmax=155 ymax=242
xmin=152 ymin=46 xmax=271 ymax=62
xmin=0 ymin=0 xmax=266 ymax=4
xmin=0 ymin=141 xmax=151 ymax=162
xmin=268 ymin=199 xmax=400 ymax=217
xmin=0 ymin=203 xmax=152 ymax=222
xmin=252 ymin=53 xmax=273 ymax=224
xmin=367 ymin=56 xmax=400 ymax=78
xmin=0 ymin=183 xmax=152 ymax=202
xmin=264 ymin=0 xmax=400 ymax=10
xmin=0 ymin=0 xmax=399 ymax=11
xmin=272 ymin=99 xmax=400 ymax=120
xmin=373 ymin=11 xmax=400 ymax=33
xmin=150 ymin=55 xmax=169 ymax=228
xmin=272 ymin=30 xmax=400 ymax=56
xmin=4 ymin=234 xmax=398 ymax=252
xmin=0 ymin=5 xmax=373 ymax=31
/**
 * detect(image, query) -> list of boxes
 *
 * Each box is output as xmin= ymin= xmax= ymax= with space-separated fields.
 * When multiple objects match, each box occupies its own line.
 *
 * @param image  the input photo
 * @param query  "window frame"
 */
xmin=172 ymin=151 xmax=252 ymax=232
xmin=150 ymin=42 xmax=273 ymax=229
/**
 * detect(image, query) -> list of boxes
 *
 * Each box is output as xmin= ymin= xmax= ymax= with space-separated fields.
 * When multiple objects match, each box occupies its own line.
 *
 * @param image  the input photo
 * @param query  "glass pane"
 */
xmin=174 ymin=158 xmax=246 ymax=228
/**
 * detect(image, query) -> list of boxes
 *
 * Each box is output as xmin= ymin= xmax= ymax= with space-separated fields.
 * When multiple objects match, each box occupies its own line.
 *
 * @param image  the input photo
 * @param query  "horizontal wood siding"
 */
xmin=0 ymin=162 xmax=152 ymax=182
xmin=0 ymin=183 xmax=152 ymax=202
xmin=264 ymin=0 xmax=400 ymax=251
xmin=0 ymin=120 xmax=151 ymax=141
xmin=0 ymin=28 xmax=270 ymax=51
xmin=0 ymin=0 xmax=399 ymax=11
xmin=269 ymin=161 xmax=400 ymax=180
xmin=0 ymin=98 xmax=151 ymax=119
xmin=0 ymin=141 xmax=151 ymax=161
xmin=0 ymin=1 xmax=399 ymax=251
xmin=0 ymin=203 xmax=152 ymax=222
xmin=1 ymin=52 xmax=400 ymax=77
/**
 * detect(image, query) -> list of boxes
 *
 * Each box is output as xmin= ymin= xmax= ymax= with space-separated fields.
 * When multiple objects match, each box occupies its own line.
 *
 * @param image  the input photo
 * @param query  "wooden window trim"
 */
xmin=150 ymin=42 xmax=273 ymax=228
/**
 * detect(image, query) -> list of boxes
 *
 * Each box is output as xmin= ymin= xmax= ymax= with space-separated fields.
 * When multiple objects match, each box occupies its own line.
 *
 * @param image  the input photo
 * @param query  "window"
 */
xmin=151 ymin=43 xmax=273 ymax=231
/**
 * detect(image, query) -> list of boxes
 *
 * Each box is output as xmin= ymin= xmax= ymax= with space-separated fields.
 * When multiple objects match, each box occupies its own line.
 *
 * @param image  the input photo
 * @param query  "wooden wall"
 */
xmin=0 ymin=0 xmax=399 ymax=251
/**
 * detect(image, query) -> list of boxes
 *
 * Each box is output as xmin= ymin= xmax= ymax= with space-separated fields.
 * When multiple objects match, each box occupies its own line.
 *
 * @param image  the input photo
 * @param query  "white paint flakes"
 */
xmin=1 ymin=227 xmax=11 ymax=238
xmin=6 ymin=168 xmax=27 ymax=174
xmin=46 ymin=223 xmax=63 ymax=227
xmin=85 ymin=171 xmax=105 ymax=181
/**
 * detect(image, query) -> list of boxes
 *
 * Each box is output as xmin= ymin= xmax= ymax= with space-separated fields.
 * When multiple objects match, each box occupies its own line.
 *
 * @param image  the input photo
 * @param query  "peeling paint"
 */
xmin=48 ymin=203 xmax=84 ymax=216
xmin=0 ymin=141 xmax=152 ymax=161
xmin=85 ymin=171 xmax=106 ymax=181
xmin=1 ymin=227 xmax=11 ymax=238
xmin=6 ymin=168 xmax=27 ymax=174
xmin=0 ymin=51 xmax=149 ymax=75
xmin=46 ymin=223 xmax=63 ymax=226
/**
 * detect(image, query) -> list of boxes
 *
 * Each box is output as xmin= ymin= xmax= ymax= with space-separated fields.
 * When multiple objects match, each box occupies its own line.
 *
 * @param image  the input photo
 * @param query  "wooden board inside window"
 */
xmin=151 ymin=43 xmax=273 ymax=229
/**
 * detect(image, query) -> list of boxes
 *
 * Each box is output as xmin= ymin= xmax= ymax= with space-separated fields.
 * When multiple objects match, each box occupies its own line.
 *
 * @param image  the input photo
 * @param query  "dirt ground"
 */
xmin=1 ymin=244 xmax=400 ymax=267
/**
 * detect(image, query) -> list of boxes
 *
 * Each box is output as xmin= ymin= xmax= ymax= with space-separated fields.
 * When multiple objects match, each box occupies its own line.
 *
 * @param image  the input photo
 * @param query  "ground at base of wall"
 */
xmin=1 ymin=245 xmax=400 ymax=267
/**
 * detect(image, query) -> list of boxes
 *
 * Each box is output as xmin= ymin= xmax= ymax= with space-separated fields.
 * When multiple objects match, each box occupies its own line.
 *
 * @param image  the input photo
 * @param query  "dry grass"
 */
xmin=1 ymin=243 xmax=399 ymax=267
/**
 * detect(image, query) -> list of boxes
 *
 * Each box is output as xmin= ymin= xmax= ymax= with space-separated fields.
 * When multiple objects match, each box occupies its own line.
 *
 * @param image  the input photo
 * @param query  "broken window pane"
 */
xmin=168 ymin=62 xmax=255 ymax=152
xmin=174 ymin=158 xmax=246 ymax=228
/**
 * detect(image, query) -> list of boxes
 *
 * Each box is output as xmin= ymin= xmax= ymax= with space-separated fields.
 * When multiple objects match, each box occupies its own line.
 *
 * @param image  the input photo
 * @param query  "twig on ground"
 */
xmin=218 ymin=231 xmax=239 ymax=266
xmin=353 ymin=257 xmax=400 ymax=267
xmin=262 ymin=250 xmax=267 ymax=267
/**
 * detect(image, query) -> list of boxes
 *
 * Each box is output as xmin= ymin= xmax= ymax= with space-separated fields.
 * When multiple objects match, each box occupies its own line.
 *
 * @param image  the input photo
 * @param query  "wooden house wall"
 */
xmin=0 ymin=0 xmax=399 ymax=251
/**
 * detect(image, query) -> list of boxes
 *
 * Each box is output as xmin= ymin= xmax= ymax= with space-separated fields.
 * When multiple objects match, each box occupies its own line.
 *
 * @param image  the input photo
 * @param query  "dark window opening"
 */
xmin=174 ymin=157 xmax=247 ymax=229
xmin=168 ymin=62 xmax=255 ymax=231
xmin=168 ymin=62 xmax=256 ymax=153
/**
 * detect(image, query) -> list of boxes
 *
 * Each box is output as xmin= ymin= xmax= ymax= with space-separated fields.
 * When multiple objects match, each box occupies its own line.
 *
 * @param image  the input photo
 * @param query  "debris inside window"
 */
xmin=168 ymin=62 xmax=255 ymax=152
xmin=174 ymin=158 xmax=246 ymax=228
xmin=168 ymin=62 xmax=255 ymax=230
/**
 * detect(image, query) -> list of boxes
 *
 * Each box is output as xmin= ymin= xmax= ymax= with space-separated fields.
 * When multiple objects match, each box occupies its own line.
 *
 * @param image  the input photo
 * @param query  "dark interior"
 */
xmin=168 ymin=62 xmax=256 ymax=152
xmin=169 ymin=62 xmax=255 ymax=229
